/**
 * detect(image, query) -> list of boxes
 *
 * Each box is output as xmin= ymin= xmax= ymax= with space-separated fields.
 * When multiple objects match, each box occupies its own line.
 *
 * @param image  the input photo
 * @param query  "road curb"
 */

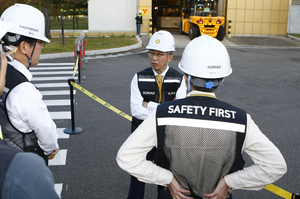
xmin=287 ymin=34 xmax=300 ymax=42
xmin=40 ymin=35 xmax=143 ymax=60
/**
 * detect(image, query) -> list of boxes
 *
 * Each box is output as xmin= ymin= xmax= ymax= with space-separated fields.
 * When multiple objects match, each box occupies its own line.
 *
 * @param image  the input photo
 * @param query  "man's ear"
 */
xmin=18 ymin=41 xmax=28 ymax=54
xmin=167 ymin=54 xmax=173 ymax=63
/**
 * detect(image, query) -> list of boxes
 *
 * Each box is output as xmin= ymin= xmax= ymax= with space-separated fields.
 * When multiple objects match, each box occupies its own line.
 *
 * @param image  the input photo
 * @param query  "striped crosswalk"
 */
xmin=32 ymin=62 xmax=77 ymax=198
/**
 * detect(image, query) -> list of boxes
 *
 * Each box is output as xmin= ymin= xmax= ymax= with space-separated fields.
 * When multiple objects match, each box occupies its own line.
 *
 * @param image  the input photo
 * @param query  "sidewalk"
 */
xmin=40 ymin=32 xmax=300 ymax=60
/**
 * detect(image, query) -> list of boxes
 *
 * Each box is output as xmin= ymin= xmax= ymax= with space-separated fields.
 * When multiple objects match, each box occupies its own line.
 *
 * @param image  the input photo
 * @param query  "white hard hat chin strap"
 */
xmin=24 ymin=41 xmax=37 ymax=67
xmin=187 ymin=75 xmax=192 ymax=93
xmin=156 ymin=52 xmax=169 ymax=73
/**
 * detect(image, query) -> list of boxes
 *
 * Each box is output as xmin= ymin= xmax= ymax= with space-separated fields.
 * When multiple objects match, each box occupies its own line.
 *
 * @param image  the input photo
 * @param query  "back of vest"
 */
xmin=0 ymin=64 xmax=37 ymax=151
xmin=155 ymin=96 xmax=247 ymax=197
xmin=136 ymin=15 xmax=142 ymax=24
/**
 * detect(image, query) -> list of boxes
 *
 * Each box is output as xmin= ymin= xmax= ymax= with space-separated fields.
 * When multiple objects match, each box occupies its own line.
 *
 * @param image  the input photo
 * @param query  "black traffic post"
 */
xmin=64 ymin=78 xmax=83 ymax=135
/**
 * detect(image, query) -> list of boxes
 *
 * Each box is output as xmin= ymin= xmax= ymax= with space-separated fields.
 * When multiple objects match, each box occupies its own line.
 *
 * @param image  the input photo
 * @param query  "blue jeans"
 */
xmin=1 ymin=152 xmax=60 ymax=199
xmin=136 ymin=24 xmax=141 ymax=35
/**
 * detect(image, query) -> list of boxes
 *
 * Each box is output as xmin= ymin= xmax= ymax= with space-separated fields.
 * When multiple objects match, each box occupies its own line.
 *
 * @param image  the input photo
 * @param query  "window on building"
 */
xmin=292 ymin=0 xmax=300 ymax=5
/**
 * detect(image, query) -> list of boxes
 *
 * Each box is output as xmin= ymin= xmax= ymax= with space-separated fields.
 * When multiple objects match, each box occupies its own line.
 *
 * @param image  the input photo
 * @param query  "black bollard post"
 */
xmin=64 ymin=78 xmax=83 ymax=135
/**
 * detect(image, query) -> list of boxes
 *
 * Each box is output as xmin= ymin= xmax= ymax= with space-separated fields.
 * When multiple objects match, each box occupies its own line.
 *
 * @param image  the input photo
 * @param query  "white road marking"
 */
xmin=44 ymin=100 xmax=70 ymax=106
xmin=50 ymin=112 xmax=71 ymax=120
xmin=57 ymin=128 xmax=70 ymax=139
xmin=32 ymin=76 xmax=73 ymax=81
xmin=31 ymin=66 xmax=73 ymax=70
xmin=35 ymin=83 xmax=69 ymax=88
xmin=54 ymin=183 xmax=63 ymax=198
xmin=38 ymin=63 xmax=74 ymax=66
xmin=32 ymin=71 xmax=75 ymax=75
xmin=49 ymin=149 xmax=67 ymax=166
xmin=40 ymin=90 xmax=76 ymax=95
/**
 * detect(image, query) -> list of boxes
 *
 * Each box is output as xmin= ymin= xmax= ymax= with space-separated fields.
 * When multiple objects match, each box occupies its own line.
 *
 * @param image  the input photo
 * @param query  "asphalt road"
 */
xmin=40 ymin=46 xmax=300 ymax=199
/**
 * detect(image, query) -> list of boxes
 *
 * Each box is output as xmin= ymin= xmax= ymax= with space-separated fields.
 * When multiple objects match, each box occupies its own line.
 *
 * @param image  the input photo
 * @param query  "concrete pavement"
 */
xmin=40 ymin=30 xmax=300 ymax=60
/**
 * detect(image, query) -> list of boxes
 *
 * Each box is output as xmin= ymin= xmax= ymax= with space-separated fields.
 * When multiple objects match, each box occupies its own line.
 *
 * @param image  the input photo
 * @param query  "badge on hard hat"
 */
xmin=156 ymin=39 xmax=160 ymax=44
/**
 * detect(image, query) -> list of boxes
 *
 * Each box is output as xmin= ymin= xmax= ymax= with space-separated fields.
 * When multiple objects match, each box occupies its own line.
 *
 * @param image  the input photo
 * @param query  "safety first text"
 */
xmin=168 ymin=105 xmax=236 ymax=119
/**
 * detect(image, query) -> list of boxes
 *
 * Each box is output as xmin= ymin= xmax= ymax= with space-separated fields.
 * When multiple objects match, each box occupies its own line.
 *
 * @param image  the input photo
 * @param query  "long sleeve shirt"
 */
xmin=130 ymin=66 xmax=186 ymax=120
xmin=5 ymin=60 xmax=58 ymax=155
xmin=117 ymin=90 xmax=287 ymax=190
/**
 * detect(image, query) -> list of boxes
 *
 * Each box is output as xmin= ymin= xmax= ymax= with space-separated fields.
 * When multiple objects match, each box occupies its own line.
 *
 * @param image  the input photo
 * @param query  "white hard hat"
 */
xmin=146 ymin=30 xmax=175 ymax=52
xmin=178 ymin=35 xmax=231 ymax=79
xmin=0 ymin=20 xmax=14 ymax=40
xmin=139 ymin=10 xmax=142 ymax=14
xmin=1 ymin=4 xmax=50 ymax=43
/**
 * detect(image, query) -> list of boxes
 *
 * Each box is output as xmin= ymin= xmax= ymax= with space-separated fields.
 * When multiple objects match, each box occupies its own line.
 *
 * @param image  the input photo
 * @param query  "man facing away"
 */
xmin=135 ymin=10 xmax=143 ymax=37
xmin=0 ymin=15 xmax=60 ymax=199
xmin=117 ymin=35 xmax=287 ymax=199
xmin=128 ymin=30 xmax=186 ymax=199
xmin=0 ymin=4 xmax=59 ymax=165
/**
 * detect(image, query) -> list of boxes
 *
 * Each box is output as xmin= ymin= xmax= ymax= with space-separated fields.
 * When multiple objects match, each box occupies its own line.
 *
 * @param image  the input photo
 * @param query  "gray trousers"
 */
xmin=1 ymin=152 xmax=60 ymax=199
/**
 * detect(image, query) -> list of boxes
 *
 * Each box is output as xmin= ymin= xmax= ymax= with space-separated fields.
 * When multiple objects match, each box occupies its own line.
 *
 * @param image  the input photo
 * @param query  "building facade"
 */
xmin=87 ymin=0 xmax=299 ymax=37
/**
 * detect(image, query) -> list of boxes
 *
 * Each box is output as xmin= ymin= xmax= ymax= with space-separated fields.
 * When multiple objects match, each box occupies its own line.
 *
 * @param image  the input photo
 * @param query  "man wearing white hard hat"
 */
xmin=117 ymin=35 xmax=286 ymax=199
xmin=0 ymin=4 xmax=59 ymax=165
xmin=127 ymin=30 xmax=186 ymax=199
xmin=135 ymin=10 xmax=143 ymax=37
xmin=0 ymin=13 xmax=60 ymax=199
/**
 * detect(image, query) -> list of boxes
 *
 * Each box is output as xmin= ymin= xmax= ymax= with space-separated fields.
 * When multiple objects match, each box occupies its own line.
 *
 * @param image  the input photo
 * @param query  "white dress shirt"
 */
xmin=117 ymin=90 xmax=287 ymax=190
xmin=5 ymin=60 xmax=58 ymax=155
xmin=130 ymin=66 xmax=186 ymax=120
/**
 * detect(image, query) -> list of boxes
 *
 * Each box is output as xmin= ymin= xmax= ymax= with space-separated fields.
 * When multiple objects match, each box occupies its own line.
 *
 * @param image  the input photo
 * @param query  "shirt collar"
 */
xmin=9 ymin=60 xmax=32 ymax=81
xmin=187 ymin=90 xmax=216 ymax=98
xmin=152 ymin=65 xmax=169 ymax=77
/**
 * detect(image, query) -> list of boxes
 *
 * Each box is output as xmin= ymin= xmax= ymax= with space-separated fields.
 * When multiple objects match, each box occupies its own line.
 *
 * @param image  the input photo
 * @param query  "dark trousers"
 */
xmin=157 ymin=187 xmax=233 ymax=199
xmin=127 ymin=147 xmax=156 ymax=199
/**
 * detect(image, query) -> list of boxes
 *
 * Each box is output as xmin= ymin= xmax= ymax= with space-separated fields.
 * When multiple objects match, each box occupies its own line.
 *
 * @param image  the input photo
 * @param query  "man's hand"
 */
xmin=167 ymin=177 xmax=193 ymax=199
xmin=48 ymin=146 xmax=60 ymax=160
xmin=203 ymin=178 xmax=231 ymax=199
xmin=142 ymin=101 xmax=149 ymax=108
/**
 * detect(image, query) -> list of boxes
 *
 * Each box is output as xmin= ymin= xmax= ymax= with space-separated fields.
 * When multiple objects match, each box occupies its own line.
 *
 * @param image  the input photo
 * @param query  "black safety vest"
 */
xmin=131 ymin=67 xmax=183 ymax=132
xmin=154 ymin=95 xmax=247 ymax=197
xmin=0 ymin=64 xmax=45 ymax=158
xmin=0 ymin=139 xmax=20 ymax=196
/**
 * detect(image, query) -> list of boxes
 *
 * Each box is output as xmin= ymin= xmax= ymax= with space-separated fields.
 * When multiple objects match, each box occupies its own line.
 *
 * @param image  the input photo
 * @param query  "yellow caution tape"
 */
xmin=264 ymin=184 xmax=292 ymax=199
xmin=70 ymin=81 xmax=132 ymax=121
xmin=69 ymin=81 xmax=294 ymax=198
xmin=72 ymin=56 xmax=79 ymax=77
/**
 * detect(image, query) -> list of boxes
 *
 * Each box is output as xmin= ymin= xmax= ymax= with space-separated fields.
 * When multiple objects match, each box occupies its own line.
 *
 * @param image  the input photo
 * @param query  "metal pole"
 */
xmin=77 ymin=51 xmax=81 ymax=83
xmin=64 ymin=78 xmax=83 ymax=135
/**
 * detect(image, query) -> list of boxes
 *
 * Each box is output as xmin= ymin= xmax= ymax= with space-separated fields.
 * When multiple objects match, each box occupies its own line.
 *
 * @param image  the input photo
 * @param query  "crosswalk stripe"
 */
xmin=36 ymin=83 xmax=69 ymax=88
xmin=35 ymin=63 xmax=77 ymax=198
xmin=32 ymin=76 xmax=72 ymax=81
xmin=38 ymin=63 xmax=74 ymax=66
xmin=54 ymin=183 xmax=63 ymax=197
xmin=44 ymin=100 xmax=70 ymax=106
xmin=50 ymin=112 xmax=71 ymax=120
xmin=49 ymin=149 xmax=67 ymax=166
xmin=57 ymin=128 xmax=70 ymax=139
xmin=40 ymin=90 xmax=76 ymax=95
xmin=31 ymin=66 xmax=73 ymax=70
xmin=32 ymin=71 xmax=75 ymax=75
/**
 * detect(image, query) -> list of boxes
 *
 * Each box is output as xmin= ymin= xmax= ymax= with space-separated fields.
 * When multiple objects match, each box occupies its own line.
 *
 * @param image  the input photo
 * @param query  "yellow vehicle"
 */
xmin=180 ymin=0 xmax=225 ymax=41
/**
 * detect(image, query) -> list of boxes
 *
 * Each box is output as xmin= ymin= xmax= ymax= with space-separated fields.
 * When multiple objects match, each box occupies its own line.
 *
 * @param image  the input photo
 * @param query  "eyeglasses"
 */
xmin=148 ymin=51 xmax=168 ymax=58
xmin=37 ymin=40 xmax=46 ymax=47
